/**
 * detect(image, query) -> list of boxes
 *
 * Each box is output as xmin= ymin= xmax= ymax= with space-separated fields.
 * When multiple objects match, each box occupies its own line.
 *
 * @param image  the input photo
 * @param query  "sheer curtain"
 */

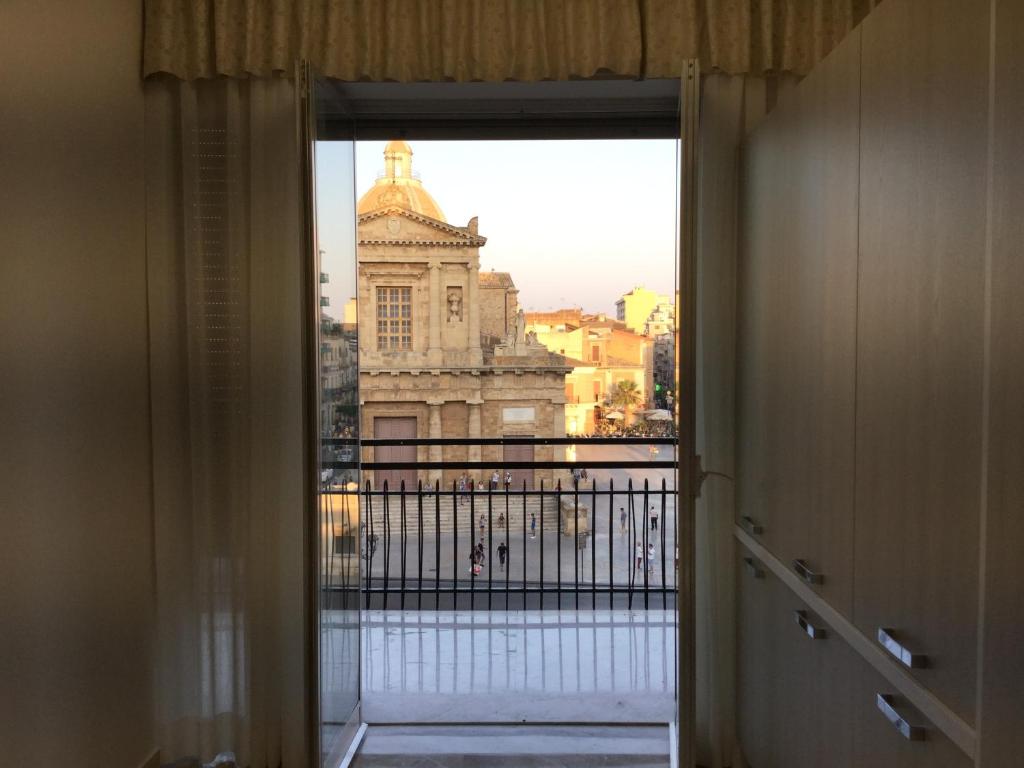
xmin=144 ymin=75 xmax=308 ymax=768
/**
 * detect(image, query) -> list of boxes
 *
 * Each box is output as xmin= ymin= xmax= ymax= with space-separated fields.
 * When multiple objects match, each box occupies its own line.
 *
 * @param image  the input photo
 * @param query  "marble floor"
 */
xmin=350 ymin=724 xmax=672 ymax=768
xmin=363 ymin=609 xmax=677 ymax=723
xmin=323 ymin=608 xmax=678 ymax=763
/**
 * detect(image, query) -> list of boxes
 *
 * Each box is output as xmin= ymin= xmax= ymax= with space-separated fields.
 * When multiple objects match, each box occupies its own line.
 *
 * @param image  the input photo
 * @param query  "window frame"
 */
xmin=375 ymin=285 xmax=413 ymax=351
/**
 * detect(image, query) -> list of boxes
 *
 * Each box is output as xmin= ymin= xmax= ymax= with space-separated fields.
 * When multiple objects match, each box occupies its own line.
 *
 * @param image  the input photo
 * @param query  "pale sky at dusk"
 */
xmin=315 ymin=139 xmax=678 ymax=317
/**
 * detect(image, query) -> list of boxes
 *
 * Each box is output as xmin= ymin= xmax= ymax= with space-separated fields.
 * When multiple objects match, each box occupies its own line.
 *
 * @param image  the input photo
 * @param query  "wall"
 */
xmin=0 ymin=2 xmax=156 ymax=766
xmin=977 ymin=0 xmax=1024 ymax=761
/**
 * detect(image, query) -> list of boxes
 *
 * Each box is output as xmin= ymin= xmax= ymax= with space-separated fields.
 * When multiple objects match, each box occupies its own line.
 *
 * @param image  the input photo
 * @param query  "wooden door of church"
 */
xmin=373 ymin=416 xmax=417 ymax=490
xmin=502 ymin=438 xmax=534 ymax=490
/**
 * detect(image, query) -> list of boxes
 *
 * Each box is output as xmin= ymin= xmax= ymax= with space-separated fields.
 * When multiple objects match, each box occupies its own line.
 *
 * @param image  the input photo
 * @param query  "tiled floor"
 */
xmin=360 ymin=609 xmax=677 ymax=722
xmin=323 ymin=609 xmax=678 ymax=762
xmin=350 ymin=724 xmax=672 ymax=768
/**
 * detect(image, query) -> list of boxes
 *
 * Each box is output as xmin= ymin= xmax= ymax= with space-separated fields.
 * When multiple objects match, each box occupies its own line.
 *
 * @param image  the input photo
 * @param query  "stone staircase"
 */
xmin=362 ymin=492 xmax=591 ymax=535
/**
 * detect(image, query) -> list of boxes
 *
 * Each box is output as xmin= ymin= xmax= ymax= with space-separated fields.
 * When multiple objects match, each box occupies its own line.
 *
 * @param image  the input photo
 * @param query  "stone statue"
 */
xmin=526 ymin=330 xmax=538 ymax=345
xmin=447 ymin=290 xmax=462 ymax=322
xmin=515 ymin=309 xmax=526 ymax=346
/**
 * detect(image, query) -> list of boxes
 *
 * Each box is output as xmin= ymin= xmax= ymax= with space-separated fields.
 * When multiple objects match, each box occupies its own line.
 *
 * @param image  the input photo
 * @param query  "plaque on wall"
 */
xmin=503 ymin=407 xmax=536 ymax=423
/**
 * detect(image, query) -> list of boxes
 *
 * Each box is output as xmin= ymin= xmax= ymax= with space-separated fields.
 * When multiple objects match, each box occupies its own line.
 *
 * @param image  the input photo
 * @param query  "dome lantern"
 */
xmin=358 ymin=140 xmax=446 ymax=222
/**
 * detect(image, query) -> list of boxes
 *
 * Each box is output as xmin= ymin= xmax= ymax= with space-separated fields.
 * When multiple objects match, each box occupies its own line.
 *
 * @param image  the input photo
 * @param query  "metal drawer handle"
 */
xmin=877 ymin=694 xmax=926 ymax=741
xmin=792 ymin=558 xmax=824 ymax=585
xmin=794 ymin=610 xmax=827 ymax=640
xmin=878 ymin=628 xmax=928 ymax=669
xmin=741 ymin=516 xmax=764 ymax=535
xmin=743 ymin=557 xmax=764 ymax=579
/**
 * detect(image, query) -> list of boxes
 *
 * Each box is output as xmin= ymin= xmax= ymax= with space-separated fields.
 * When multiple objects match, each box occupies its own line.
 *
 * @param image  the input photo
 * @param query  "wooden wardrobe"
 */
xmin=734 ymin=0 xmax=1023 ymax=764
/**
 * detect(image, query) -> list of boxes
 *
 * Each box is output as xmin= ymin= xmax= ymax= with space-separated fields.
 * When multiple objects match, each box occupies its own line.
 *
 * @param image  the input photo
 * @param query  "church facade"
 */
xmin=355 ymin=141 xmax=570 ymax=490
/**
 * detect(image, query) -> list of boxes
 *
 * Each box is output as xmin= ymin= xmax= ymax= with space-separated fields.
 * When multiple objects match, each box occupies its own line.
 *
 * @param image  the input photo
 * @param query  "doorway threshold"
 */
xmin=349 ymin=723 xmax=671 ymax=768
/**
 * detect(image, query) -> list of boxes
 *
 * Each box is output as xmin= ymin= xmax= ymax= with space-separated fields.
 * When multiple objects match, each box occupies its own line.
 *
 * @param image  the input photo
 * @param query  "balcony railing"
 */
xmin=320 ymin=437 xmax=678 ymax=611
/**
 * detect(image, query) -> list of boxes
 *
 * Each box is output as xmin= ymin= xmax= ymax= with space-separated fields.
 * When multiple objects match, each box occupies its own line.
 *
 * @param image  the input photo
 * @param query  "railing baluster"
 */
xmin=469 ymin=482 xmax=475 ymax=611
xmin=522 ymin=479 xmax=528 ymax=610
xmin=487 ymin=483 xmax=493 ymax=611
xmin=400 ymin=482 xmax=408 ymax=611
xmin=453 ymin=479 xmax=458 ymax=610
xmin=556 ymin=479 xmax=562 ymax=610
xmin=382 ymin=481 xmax=390 ymax=611
xmin=661 ymin=477 xmax=668 ymax=610
xmin=435 ymin=482 xmax=441 ymax=610
xmin=417 ymin=481 xmax=424 ymax=611
xmin=609 ymin=478 xmax=615 ymax=610
xmin=505 ymin=483 xmax=511 ymax=610
xmin=591 ymin=478 xmax=597 ymax=610
xmin=573 ymin=475 xmax=579 ymax=611
xmin=364 ymin=480 xmax=372 ymax=610
xmin=622 ymin=479 xmax=630 ymax=610
xmin=539 ymin=479 xmax=545 ymax=611
xmin=642 ymin=478 xmax=650 ymax=610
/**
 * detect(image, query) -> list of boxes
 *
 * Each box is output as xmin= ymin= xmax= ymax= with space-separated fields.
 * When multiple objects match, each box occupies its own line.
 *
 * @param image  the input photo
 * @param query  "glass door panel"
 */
xmin=312 ymin=76 xmax=362 ymax=766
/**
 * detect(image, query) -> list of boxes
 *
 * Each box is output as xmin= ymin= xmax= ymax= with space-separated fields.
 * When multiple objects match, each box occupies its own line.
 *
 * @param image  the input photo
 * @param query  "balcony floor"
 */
xmin=351 ymin=609 xmax=676 ymax=723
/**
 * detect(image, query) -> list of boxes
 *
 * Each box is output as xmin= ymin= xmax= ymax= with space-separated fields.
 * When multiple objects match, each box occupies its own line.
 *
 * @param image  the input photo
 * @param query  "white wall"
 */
xmin=0 ymin=2 xmax=156 ymax=766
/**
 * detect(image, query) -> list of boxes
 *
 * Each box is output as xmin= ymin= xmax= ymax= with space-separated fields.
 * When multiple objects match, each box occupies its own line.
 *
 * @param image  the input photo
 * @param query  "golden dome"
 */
xmin=357 ymin=140 xmax=446 ymax=222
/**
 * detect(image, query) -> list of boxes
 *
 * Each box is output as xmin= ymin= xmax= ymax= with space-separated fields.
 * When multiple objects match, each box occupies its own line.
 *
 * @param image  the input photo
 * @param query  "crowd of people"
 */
xmin=455 ymin=470 xmax=517 ymax=503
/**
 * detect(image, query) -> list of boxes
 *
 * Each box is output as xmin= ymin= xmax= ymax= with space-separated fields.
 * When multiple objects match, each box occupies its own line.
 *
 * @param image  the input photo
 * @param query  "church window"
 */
xmin=376 ymin=286 xmax=412 ymax=351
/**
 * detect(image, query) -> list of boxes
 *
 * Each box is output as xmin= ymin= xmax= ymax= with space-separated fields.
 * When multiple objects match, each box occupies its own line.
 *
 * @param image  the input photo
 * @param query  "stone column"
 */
xmin=467 ymin=398 xmax=483 ymax=468
xmin=428 ymin=262 xmax=442 ymax=365
xmin=427 ymin=399 xmax=444 ymax=486
xmin=467 ymin=263 xmax=481 ymax=363
xmin=552 ymin=400 xmax=567 ymax=486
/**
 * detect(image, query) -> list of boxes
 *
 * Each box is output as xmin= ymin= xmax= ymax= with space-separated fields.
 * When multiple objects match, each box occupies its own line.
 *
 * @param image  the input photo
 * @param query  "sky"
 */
xmin=315 ymin=139 xmax=678 ymax=317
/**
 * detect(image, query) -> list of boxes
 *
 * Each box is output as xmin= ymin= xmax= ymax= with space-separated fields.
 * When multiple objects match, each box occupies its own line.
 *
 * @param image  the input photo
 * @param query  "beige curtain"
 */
xmin=145 ymin=75 xmax=308 ymax=767
xmin=143 ymin=0 xmax=876 ymax=81
xmin=643 ymin=0 xmax=878 ymax=78
xmin=694 ymin=73 xmax=792 ymax=768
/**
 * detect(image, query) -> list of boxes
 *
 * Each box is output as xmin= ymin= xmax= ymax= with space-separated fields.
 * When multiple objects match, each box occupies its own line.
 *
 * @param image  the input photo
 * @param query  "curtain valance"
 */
xmin=144 ymin=0 xmax=876 ymax=82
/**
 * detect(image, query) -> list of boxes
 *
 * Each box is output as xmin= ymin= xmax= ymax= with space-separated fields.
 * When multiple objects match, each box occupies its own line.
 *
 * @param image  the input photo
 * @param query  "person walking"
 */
xmin=504 ymin=470 xmax=512 ymax=488
xmin=479 ymin=513 xmax=486 ymax=538
xmin=619 ymin=507 xmax=627 ymax=535
xmin=497 ymin=541 xmax=508 ymax=572
xmin=476 ymin=542 xmax=486 ymax=568
xmin=650 ymin=505 xmax=659 ymax=531
xmin=490 ymin=470 xmax=499 ymax=490
xmin=647 ymin=542 xmax=656 ymax=574
xmin=469 ymin=548 xmax=479 ymax=575
xmin=530 ymin=513 xmax=537 ymax=539
xmin=497 ymin=512 xmax=506 ymax=529
xmin=635 ymin=541 xmax=644 ymax=571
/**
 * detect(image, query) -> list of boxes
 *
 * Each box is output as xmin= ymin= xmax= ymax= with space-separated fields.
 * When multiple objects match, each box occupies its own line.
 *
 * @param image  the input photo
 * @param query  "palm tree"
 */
xmin=607 ymin=379 xmax=643 ymax=424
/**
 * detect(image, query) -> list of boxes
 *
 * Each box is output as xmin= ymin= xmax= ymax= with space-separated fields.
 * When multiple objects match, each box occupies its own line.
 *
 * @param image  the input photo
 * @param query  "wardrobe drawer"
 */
xmin=852 ymin=660 xmax=972 ymax=768
xmin=736 ymin=546 xmax=853 ymax=768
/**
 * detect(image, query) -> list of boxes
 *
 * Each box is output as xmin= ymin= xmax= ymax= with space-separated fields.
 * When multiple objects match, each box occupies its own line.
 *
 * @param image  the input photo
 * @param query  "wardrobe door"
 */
xmin=978 ymin=0 xmax=1024 ymax=762
xmin=736 ymin=547 xmax=777 ymax=768
xmin=736 ymin=106 xmax=791 ymax=562
xmin=736 ymin=28 xmax=860 ymax=618
xmin=736 ymin=548 xmax=853 ymax=768
xmin=852 ymin=661 xmax=972 ymax=768
xmin=773 ymin=588 xmax=853 ymax=768
xmin=854 ymin=0 xmax=989 ymax=724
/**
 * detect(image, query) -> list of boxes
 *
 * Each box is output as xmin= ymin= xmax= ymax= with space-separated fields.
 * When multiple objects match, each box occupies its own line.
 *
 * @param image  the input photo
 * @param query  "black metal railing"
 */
xmin=320 ymin=436 xmax=678 ymax=612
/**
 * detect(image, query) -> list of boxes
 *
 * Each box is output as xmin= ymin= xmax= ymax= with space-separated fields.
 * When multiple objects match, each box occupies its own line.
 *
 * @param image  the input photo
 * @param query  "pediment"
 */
xmin=358 ymin=207 xmax=486 ymax=247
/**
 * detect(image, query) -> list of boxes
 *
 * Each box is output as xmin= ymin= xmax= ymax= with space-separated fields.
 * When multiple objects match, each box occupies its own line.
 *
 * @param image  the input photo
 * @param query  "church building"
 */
xmin=355 ymin=141 xmax=570 ymax=489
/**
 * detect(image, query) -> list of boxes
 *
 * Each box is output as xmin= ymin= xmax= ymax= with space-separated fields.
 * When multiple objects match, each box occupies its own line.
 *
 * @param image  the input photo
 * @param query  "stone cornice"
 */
xmin=358 ymin=206 xmax=487 ymax=247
